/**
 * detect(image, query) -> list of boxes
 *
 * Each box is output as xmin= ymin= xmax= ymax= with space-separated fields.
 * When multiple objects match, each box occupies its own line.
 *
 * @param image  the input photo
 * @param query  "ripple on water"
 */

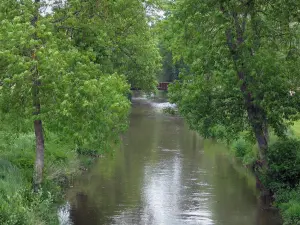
xmin=58 ymin=202 xmax=73 ymax=225
xmin=177 ymin=213 xmax=214 ymax=224
xmin=150 ymin=102 xmax=177 ymax=110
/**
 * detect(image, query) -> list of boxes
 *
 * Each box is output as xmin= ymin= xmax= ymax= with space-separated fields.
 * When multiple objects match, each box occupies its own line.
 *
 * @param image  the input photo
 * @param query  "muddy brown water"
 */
xmin=60 ymin=97 xmax=282 ymax=225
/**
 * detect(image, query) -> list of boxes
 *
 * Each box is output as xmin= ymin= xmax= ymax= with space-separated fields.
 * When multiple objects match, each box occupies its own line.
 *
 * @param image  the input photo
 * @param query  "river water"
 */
xmin=60 ymin=96 xmax=282 ymax=225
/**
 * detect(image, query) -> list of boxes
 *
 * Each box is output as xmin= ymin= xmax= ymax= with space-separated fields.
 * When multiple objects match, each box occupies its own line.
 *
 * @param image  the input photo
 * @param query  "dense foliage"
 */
xmin=0 ymin=0 xmax=160 ymax=223
xmin=1 ymin=0 xmax=300 ymax=224
xmin=267 ymin=139 xmax=300 ymax=190
xmin=158 ymin=0 xmax=300 ymax=224
xmin=162 ymin=0 xmax=300 ymax=162
xmin=264 ymin=139 xmax=300 ymax=225
xmin=52 ymin=0 xmax=161 ymax=91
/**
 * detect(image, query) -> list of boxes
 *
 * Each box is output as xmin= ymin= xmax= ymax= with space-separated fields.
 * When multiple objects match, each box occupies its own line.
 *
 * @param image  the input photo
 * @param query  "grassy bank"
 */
xmin=228 ymin=122 xmax=300 ymax=225
xmin=291 ymin=121 xmax=300 ymax=137
xmin=0 ymin=128 xmax=97 ymax=224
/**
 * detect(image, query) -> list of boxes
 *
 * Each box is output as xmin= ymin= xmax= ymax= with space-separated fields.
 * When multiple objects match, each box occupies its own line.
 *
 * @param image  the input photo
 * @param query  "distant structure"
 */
xmin=130 ymin=82 xmax=171 ymax=91
xmin=157 ymin=82 xmax=170 ymax=91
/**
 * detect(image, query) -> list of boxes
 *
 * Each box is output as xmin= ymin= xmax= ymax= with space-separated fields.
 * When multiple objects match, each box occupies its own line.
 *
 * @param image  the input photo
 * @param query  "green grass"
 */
xmin=227 ymin=127 xmax=300 ymax=225
xmin=0 ymin=128 xmax=82 ymax=225
xmin=291 ymin=121 xmax=300 ymax=138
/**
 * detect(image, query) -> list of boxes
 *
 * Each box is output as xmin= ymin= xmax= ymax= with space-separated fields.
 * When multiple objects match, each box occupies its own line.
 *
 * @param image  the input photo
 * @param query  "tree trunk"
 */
xmin=246 ymin=99 xmax=271 ymax=203
xmin=32 ymin=0 xmax=43 ymax=192
xmin=246 ymin=105 xmax=269 ymax=165
xmin=222 ymin=4 xmax=269 ymax=164
xmin=33 ymin=119 xmax=45 ymax=192
xmin=221 ymin=3 xmax=271 ymax=202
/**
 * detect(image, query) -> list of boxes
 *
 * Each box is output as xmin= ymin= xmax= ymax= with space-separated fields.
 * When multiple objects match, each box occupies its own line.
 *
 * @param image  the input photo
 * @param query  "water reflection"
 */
xmin=64 ymin=96 xmax=281 ymax=225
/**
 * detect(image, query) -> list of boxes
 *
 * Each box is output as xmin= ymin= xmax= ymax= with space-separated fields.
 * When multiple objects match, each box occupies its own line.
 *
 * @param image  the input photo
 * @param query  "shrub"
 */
xmin=0 ymin=129 xmax=80 ymax=225
xmin=0 ymin=159 xmax=59 ymax=225
xmin=76 ymin=147 xmax=98 ymax=156
xmin=276 ymin=186 xmax=300 ymax=225
xmin=0 ymin=189 xmax=58 ymax=225
xmin=210 ymin=125 xmax=227 ymax=140
xmin=267 ymin=139 xmax=300 ymax=189
xmin=231 ymin=137 xmax=253 ymax=159
xmin=0 ymin=191 xmax=29 ymax=225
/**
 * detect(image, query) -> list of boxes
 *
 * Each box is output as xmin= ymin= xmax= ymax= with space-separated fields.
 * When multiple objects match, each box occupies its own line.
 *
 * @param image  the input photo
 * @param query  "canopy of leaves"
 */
xmin=161 ymin=0 xmax=300 ymax=141
xmin=0 ymin=0 xmax=158 ymax=151
xmin=52 ymin=0 xmax=161 ymax=91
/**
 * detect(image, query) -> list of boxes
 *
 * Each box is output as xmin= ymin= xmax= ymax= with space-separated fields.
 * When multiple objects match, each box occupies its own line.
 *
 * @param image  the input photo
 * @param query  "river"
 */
xmin=59 ymin=96 xmax=282 ymax=225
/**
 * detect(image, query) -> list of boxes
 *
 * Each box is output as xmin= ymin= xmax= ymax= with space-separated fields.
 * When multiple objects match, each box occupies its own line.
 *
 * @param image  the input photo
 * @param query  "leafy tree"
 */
xmin=52 ymin=0 xmax=161 ymax=91
xmin=0 ymin=0 xmax=130 ymax=190
xmin=162 ymin=0 xmax=300 ymax=168
xmin=157 ymin=43 xmax=182 ymax=82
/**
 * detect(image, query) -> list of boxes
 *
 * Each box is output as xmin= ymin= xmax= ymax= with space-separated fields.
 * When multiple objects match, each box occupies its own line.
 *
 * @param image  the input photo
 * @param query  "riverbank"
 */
xmin=162 ymin=97 xmax=300 ymax=225
xmin=292 ymin=121 xmax=300 ymax=137
xmin=227 ymin=122 xmax=300 ymax=225
xmin=0 ymin=127 xmax=99 ymax=224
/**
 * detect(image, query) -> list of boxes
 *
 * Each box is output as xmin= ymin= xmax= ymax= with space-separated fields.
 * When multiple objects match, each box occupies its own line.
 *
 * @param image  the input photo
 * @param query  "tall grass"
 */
xmin=0 ymin=129 xmax=80 ymax=225
xmin=291 ymin=120 xmax=300 ymax=138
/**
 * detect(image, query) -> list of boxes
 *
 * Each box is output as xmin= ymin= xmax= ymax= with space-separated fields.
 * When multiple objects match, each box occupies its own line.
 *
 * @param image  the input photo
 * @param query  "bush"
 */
xmin=0 ymin=129 xmax=80 ymax=225
xmin=0 ymin=159 xmax=58 ymax=225
xmin=231 ymin=137 xmax=253 ymax=159
xmin=267 ymin=139 xmax=300 ymax=189
xmin=275 ymin=186 xmax=300 ymax=225
xmin=210 ymin=125 xmax=227 ymax=139
xmin=0 ymin=189 xmax=58 ymax=225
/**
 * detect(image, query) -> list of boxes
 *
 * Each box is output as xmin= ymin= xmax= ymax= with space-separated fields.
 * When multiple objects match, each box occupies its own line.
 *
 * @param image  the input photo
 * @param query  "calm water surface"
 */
xmin=61 ymin=97 xmax=282 ymax=225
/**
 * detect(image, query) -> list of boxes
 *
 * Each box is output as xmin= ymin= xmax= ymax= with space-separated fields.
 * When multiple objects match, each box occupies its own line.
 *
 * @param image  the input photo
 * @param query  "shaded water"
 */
xmin=62 ymin=97 xmax=281 ymax=225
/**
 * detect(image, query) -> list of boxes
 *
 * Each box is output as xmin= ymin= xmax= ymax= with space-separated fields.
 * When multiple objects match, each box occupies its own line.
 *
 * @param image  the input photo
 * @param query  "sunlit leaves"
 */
xmin=163 ymin=0 xmax=300 ymax=142
xmin=0 ymin=0 xmax=132 ymax=153
xmin=53 ymin=0 xmax=161 ymax=92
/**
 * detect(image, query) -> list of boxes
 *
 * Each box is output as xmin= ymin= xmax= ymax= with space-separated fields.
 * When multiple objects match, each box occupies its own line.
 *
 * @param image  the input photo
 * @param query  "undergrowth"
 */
xmin=228 ymin=124 xmax=300 ymax=225
xmin=0 ymin=128 xmax=92 ymax=224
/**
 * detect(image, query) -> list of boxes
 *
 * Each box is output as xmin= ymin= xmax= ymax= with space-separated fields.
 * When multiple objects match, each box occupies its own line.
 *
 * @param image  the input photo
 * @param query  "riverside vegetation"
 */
xmin=156 ymin=0 xmax=300 ymax=224
xmin=2 ymin=0 xmax=300 ymax=224
xmin=0 ymin=0 xmax=160 ymax=224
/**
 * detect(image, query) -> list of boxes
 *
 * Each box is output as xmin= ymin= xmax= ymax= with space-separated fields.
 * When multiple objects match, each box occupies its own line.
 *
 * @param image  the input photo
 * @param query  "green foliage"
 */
xmin=229 ymin=137 xmax=257 ymax=166
xmin=275 ymin=186 xmax=300 ymax=225
xmin=53 ymin=0 xmax=161 ymax=91
xmin=231 ymin=138 xmax=252 ymax=158
xmin=291 ymin=121 xmax=300 ymax=138
xmin=0 ymin=127 xmax=80 ymax=224
xmin=159 ymin=2 xmax=300 ymax=223
xmin=210 ymin=125 xmax=227 ymax=140
xmin=282 ymin=202 xmax=300 ymax=225
xmin=0 ymin=132 xmax=35 ymax=180
xmin=162 ymin=0 xmax=300 ymax=148
xmin=0 ymin=158 xmax=58 ymax=225
xmin=76 ymin=147 xmax=98 ymax=157
xmin=0 ymin=0 xmax=162 ymax=155
xmin=157 ymin=44 xmax=182 ymax=82
xmin=0 ymin=0 xmax=160 ymax=224
xmin=0 ymin=189 xmax=58 ymax=225
xmin=267 ymin=139 xmax=300 ymax=189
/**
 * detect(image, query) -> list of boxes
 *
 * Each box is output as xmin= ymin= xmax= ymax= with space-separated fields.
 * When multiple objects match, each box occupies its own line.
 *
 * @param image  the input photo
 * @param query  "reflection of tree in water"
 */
xmin=67 ymin=99 xmax=161 ymax=224
xmin=210 ymin=153 xmax=281 ymax=225
xmin=255 ymin=199 xmax=282 ymax=225
xmin=210 ymin=154 xmax=258 ymax=225
xmin=70 ymin=192 xmax=113 ymax=225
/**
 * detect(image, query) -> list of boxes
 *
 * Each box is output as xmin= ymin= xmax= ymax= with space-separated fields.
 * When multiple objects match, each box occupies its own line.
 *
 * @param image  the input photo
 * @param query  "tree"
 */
xmin=0 ymin=0 xmax=130 ymax=190
xmin=157 ymin=43 xmax=182 ymax=82
xmin=162 ymin=0 xmax=300 ymax=169
xmin=52 ymin=0 xmax=161 ymax=91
